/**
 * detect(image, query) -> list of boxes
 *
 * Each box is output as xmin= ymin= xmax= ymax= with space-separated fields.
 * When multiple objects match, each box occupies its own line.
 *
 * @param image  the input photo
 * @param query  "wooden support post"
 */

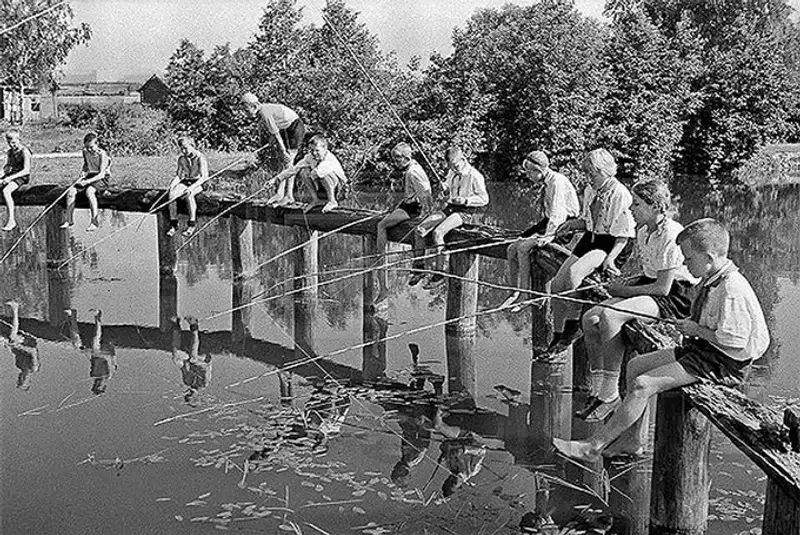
xmin=763 ymin=478 xmax=800 ymax=535
xmin=362 ymin=235 xmax=387 ymax=381
xmin=529 ymin=250 xmax=572 ymax=449
xmin=230 ymin=216 xmax=255 ymax=345
xmin=650 ymin=391 xmax=712 ymax=535
xmin=45 ymin=207 xmax=71 ymax=328
xmin=444 ymin=251 xmax=479 ymax=396
xmin=608 ymin=456 xmax=651 ymax=535
xmin=293 ymin=228 xmax=318 ymax=362
xmin=157 ymin=212 xmax=178 ymax=332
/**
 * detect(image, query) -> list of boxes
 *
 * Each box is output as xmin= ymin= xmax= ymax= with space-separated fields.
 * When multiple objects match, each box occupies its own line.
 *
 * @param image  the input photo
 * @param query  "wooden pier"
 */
xmin=5 ymin=184 xmax=800 ymax=534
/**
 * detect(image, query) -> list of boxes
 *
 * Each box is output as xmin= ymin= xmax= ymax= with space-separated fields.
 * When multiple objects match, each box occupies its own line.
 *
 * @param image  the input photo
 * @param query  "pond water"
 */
xmin=1 ymin=182 xmax=798 ymax=534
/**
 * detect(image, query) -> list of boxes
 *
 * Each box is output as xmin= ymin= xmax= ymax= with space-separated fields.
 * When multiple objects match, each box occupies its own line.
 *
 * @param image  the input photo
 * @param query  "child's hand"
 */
xmin=675 ymin=319 xmax=701 ymax=337
xmin=601 ymin=259 xmax=621 ymax=276
xmin=452 ymin=196 xmax=466 ymax=206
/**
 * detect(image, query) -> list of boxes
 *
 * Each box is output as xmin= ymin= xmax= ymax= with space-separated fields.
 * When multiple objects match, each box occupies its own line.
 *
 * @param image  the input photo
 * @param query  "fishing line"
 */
xmin=0 ymin=0 xmax=68 ymax=36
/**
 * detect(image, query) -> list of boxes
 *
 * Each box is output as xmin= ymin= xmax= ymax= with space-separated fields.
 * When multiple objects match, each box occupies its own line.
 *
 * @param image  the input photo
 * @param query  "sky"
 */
xmin=62 ymin=0 xmax=608 ymax=81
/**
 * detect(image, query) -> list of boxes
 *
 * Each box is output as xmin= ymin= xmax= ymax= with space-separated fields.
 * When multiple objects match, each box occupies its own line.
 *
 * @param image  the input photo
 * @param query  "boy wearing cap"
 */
xmin=504 ymin=150 xmax=580 ymax=307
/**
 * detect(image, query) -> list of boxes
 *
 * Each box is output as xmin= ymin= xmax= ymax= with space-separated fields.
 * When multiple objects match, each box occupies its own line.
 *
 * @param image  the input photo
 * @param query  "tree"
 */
xmin=0 ymin=0 xmax=91 ymax=121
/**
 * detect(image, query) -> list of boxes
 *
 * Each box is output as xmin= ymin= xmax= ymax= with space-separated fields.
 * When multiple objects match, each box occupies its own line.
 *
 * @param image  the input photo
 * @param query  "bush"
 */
xmin=61 ymin=103 xmax=174 ymax=156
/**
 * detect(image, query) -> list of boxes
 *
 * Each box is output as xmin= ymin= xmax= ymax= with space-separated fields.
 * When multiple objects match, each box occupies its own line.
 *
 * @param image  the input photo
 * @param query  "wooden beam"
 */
xmin=445 ymin=251 xmax=479 ymax=396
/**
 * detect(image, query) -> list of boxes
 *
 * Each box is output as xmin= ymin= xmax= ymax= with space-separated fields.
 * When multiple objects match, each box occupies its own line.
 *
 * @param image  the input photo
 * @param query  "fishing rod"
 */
xmin=0 ymin=0 xmax=68 ymax=36
xmin=0 ymin=175 xmax=86 ymax=264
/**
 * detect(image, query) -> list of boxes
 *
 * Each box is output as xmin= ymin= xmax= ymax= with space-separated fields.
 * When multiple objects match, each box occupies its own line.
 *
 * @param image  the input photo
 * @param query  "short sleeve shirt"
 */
xmin=176 ymin=151 xmax=207 ymax=183
xmin=581 ymin=179 xmax=635 ymax=238
xmin=257 ymin=103 xmax=300 ymax=135
xmin=697 ymin=262 xmax=770 ymax=362
xmin=445 ymin=163 xmax=489 ymax=207
xmin=403 ymin=159 xmax=432 ymax=204
xmin=636 ymin=218 xmax=697 ymax=282
xmin=296 ymin=151 xmax=347 ymax=187
xmin=542 ymin=170 xmax=580 ymax=237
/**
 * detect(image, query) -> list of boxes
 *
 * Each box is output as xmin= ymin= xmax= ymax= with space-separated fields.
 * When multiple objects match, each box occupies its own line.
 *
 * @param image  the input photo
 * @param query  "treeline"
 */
xmin=163 ymin=0 xmax=800 ymax=185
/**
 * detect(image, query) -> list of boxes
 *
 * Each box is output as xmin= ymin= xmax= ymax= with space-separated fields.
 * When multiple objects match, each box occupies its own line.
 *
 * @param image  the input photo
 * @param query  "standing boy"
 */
xmin=1 ymin=131 xmax=32 ymax=231
xmin=553 ymin=218 xmax=770 ymax=462
xmin=62 ymin=132 xmax=111 ymax=231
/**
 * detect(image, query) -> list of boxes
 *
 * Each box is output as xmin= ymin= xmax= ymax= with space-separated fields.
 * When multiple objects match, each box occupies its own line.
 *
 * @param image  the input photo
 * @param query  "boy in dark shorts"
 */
xmin=376 ymin=142 xmax=432 ymax=298
xmin=1 ymin=131 xmax=32 ymax=231
xmin=166 ymin=136 xmax=208 ymax=237
xmin=553 ymin=218 xmax=769 ymax=462
xmin=62 ymin=132 xmax=111 ymax=232
xmin=410 ymin=146 xmax=489 ymax=289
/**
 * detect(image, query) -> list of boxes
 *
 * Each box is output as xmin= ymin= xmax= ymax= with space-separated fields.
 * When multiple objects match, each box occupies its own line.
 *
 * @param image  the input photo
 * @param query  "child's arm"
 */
xmin=82 ymin=151 xmax=111 ymax=186
xmin=555 ymin=217 xmax=586 ymax=238
xmin=676 ymin=293 xmax=752 ymax=352
xmin=601 ymin=237 xmax=628 ymax=275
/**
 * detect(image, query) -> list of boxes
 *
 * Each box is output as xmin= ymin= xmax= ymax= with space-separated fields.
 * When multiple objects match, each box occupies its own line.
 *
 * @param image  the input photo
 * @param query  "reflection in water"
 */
xmin=87 ymin=310 xmax=117 ymax=395
xmin=4 ymin=300 xmax=39 ymax=391
xmin=170 ymin=316 xmax=211 ymax=406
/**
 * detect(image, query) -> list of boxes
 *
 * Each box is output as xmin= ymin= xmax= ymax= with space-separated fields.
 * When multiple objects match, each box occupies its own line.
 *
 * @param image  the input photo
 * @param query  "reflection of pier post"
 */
xmin=157 ymin=213 xmax=178 ymax=332
xmin=293 ymin=228 xmax=318 ymax=361
xmin=45 ymin=208 xmax=71 ymax=327
xmin=230 ymin=217 xmax=255 ymax=345
xmin=650 ymin=391 xmax=711 ymax=534
xmin=361 ymin=236 xmax=386 ymax=381
xmin=529 ymin=250 xmax=572 ymax=449
xmin=445 ymin=251 xmax=478 ymax=396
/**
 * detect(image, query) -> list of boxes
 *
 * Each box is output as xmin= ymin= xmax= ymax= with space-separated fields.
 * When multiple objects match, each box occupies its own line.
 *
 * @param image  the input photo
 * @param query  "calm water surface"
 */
xmin=1 ymin=183 xmax=798 ymax=534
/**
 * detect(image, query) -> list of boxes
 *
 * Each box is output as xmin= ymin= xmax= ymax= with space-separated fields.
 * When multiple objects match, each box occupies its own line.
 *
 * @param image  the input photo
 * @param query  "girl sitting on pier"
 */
xmin=62 ymin=132 xmax=111 ymax=232
xmin=546 ymin=148 xmax=635 ymax=355
xmin=166 ymin=136 xmax=209 ymax=238
xmin=576 ymin=180 xmax=698 ymax=422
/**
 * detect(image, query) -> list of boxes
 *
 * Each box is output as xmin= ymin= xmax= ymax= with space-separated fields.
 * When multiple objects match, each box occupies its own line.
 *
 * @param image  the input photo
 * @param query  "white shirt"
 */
xmin=402 ymin=159 xmax=432 ymax=204
xmin=257 ymin=103 xmax=300 ymax=134
xmin=542 ymin=170 xmax=580 ymax=240
xmin=697 ymin=261 xmax=770 ymax=362
xmin=296 ymin=150 xmax=346 ymax=186
xmin=445 ymin=162 xmax=489 ymax=207
xmin=636 ymin=218 xmax=698 ymax=283
xmin=581 ymin=178 xmax=635 ymax=238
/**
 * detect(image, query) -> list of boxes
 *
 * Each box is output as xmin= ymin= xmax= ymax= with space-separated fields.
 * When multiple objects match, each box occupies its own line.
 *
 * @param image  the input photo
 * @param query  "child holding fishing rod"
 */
xmin=504 ymin=150 xmax=580 ymax=308
xmin=409 ymin=146 xmax=489 ymax=289
xmin=575 ymin=180 xmax=698 ymax=423
xmin=545 ymin=148 xmax=635 ymax=355
xmin=61 ymin=132 xmax=111 ymax=232
xmin=1 ymin=131 xmax=32 ymax=232
xmin=165 ymin=136 xmax=208 ymax=238
xmin=376 ymin=142 xmax=432 ymax=298
xmin=239 ymin=92 xmax=306 ymax=206
xmin=553 ymin=218 xmax=770 ymax=462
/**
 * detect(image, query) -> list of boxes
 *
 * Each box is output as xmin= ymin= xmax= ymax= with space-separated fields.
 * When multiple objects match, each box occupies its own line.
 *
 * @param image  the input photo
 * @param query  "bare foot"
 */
xmin=552 ymin=438 xmax=601 ymax=462
xmin=2 ymin=221 xmax=17 ymax=231
xmin=321 ymin=201 xmax=337 ymax=213
xmin=5 ymin=300 xmax=19 ymax=310
xmin=266 ymin=194 xmax=283 ymax=206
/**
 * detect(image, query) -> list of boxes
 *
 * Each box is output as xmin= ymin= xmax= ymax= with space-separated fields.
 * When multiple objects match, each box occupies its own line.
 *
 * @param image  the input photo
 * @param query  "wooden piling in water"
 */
xmin=45 ymin=207 xmax=71 ymax=328
xmin=361 ymin=235 xmax=387 ymax=381
xmin=529 ymin=250 xmax=572 ymax=449
xmin=444 ymin=251 xmax=479 ymax=396
xmin=763 ymin=478 xmax=800 ymax=534
xmin=293 ymin=228 xmax=318 ymax=361
xmin=230 ymin=216 xmax=255 ymax=344
xmin=157 ymin=213 xmax=178 ymax=332
xmin=649 ymin=391 xmax=712 ymax=535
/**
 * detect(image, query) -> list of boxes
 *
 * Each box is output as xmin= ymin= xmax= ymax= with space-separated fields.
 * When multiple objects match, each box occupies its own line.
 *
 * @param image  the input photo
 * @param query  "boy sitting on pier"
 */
xmin=410 ymin=146 xmax=489 ymax=289
xmin=166 ymin=136 xmax=209 ymax=238
xmin=504 ymin=150 xmax=580 ymax=307
xmin=546 ymin=148 xmax=635 ymax=354
xmin=575 ymin=180 xmax=698 ymax=422
xmin=62 ymin=132 xmax=111 ymax=232
xmin=1 ymin=131 xmax=32 ymax=231
xmin=376 ymin=142 xmax=432 ymax=298
xmin=270 ymin=135 xmax=347 ymax=213
xmin=553 ymin=218 xmax=770 ymax=462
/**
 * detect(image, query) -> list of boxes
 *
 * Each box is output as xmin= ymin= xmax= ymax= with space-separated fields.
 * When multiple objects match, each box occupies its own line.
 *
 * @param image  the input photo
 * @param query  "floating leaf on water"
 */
xmin=315 ymin=485 xmax=323 ymax=492
xmin=278 ymin=524 xmax=295 ymax=532
xmin=352 ymin=490 xmax=367 ymax=497
xmin=352 ymin=506 xmax=366 ymax=515
xmin=185 ymin=500 xmax=207 ymax=507
xmin=199 ymin=492 xmax=212 ymax=499
xmin=190 ymin=516 xmax=209 ymax=522
xmin=156 ymin=497 xmax=171 ymax=502
xmin=364 ymin=471 xmax=382 ymax=476
xmin=175 ymin=516 xmax=183 ymax=522
xmin=301 ymin=481 xmax=315 ymax=488
xmin=377 ymin=492 xmax=387 ymax=500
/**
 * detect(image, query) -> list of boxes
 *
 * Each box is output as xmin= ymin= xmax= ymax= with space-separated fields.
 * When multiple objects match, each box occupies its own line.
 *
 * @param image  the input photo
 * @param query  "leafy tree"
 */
xmin=0 ymin=0 xmax=91 ymax=120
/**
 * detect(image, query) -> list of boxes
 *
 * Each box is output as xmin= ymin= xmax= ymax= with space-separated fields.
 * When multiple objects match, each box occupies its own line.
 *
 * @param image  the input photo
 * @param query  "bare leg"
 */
xmin=2 ymin=182 xmax=19 ymax=230
xmin=553 ymin=350 xmax=696 ymax=462
xmin=430 ymin=213 xmax=463 ymax=271
xmin=376 ymin=209 xmax=410 ymax=295
xmin=516 ymin=238 xmax=538 ymax=293
xmin=550 ymin=250 xmax=606 ymax=333
xmin=182 ymin=190 xmax=198 ymax=236
xmin=86 ymin=186 xmax=99 ymax=230
xmin=62 ymin=186 xmax=78 ymax=227
xmin=319 ymin=176 xmax=338 ymax=213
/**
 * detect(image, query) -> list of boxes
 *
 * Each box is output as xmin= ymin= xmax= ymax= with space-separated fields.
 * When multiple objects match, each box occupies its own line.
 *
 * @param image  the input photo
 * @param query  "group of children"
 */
xmin=3 ymin=95 xmax=771 ymax=464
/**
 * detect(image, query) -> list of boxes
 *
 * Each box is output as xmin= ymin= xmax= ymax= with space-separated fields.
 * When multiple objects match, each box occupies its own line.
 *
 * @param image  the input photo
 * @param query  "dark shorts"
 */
xmin=280 ymin=118 xmax=305 ymax=152
xmin=443 ymin=203 xmax=485 ymax=225
xmin=675 ymin=338 xmax=751 ymax=386
xmin=520 ymin=216 xmax=577 ymax=245
xmin=572 ymin=232 xmax=633 ymax=267
xmin=398 ymin=201 xmax=422 ymax=219
xmin=628 ymin=276 xmax=693 ymax=319
xmin=3 ymin=174 xmax=30 ymax=187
